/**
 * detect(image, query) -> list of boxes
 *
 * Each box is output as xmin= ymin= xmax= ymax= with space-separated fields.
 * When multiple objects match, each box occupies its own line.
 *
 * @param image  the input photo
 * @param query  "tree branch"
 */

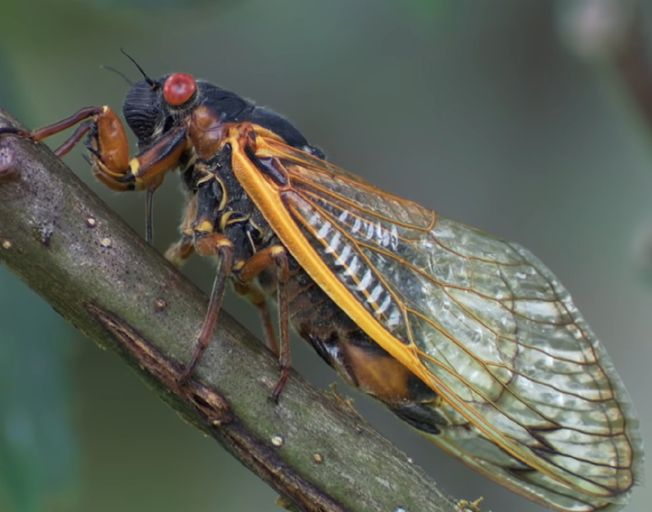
xmin=0 ymin=107 xmax=461 ymax=512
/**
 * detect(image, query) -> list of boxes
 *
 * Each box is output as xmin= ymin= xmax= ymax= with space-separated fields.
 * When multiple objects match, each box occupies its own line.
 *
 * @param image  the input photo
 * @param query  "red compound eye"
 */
xmin=163 ymin=73 xmax=197 ymax=106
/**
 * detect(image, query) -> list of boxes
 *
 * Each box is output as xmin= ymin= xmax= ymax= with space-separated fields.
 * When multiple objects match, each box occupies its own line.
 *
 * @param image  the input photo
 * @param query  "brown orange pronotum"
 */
xmin=0 ymin=65 xmax=643 ymax=511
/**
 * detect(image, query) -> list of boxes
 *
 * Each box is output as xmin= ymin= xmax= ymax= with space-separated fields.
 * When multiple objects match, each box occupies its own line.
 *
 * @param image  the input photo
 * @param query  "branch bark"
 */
xmin=0 ymin=107 xmax=462 ymax=512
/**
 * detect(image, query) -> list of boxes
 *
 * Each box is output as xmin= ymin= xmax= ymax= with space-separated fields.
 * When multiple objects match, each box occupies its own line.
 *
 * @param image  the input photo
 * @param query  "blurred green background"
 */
xmin=0 ymin=1 xmax=650 ymax=511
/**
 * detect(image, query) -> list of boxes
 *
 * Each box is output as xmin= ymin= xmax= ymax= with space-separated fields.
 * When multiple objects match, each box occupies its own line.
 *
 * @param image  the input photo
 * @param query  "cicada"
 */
xmin=1 ymin=64 xmax=643 ymax=511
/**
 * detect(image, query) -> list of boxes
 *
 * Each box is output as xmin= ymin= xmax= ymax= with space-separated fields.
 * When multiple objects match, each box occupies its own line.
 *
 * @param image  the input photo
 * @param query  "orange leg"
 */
xmin=0 ymin=106 xmax=102 ymax=157
xmin=164 ymin=235 xmax=195 ymax=267
xmin=235 ymin=246 xmax=291 ymax=401
xmin=164 ymin=194 xmax=199 ymax=267
xmin=1 ymin=106 xmax=191 ymax=245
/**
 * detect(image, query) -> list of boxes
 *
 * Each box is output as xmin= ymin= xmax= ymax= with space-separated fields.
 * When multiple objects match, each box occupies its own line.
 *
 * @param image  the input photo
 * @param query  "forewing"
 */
xmin=233 ymin=133 xmax=643 ymax=512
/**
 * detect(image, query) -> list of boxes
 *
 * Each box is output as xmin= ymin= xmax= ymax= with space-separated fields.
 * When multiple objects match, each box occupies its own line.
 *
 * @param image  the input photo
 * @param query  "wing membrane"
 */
xmin=232 ymin=133 xmax=643 ymax=512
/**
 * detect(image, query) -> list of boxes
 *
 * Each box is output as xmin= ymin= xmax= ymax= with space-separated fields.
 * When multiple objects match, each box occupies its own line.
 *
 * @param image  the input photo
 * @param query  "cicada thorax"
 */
xmin=174 ymin=133 xmax=447 ymax=434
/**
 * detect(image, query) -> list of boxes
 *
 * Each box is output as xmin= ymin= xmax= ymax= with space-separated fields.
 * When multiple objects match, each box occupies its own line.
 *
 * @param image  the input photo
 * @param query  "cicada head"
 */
xmin=122 ymin=77 xmax=166 ymax=148
xmin=122 ymin=73 xmax=254 ymax=151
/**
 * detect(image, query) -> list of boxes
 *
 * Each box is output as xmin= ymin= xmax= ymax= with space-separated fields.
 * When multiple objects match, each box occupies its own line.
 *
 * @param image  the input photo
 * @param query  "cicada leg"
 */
xmin=0 ymin=106 xmax=102 ymax=156
xmin=235 ymin=246 xmax=291 ymax=401
xmin=165 ymin=193 xmax=199 ymax=267
xmin=87 ymin=114 xmax=188 ymax=245
xmin=1 ymin=106 xmax=191 ymax=244
xmin=145 ymin=190 xmax=155 ymax=245
xmin=178 ymin=232 xmax=291 ymax=398
xmin=0 ymin=106 xmax=131 ymax=186
xmin=179 ymin=232 xmax=234 ymax=384
xmin=165 ymin=235 xmax=195 ymax=267
xmin=175 ymin=236 xmax=293 ymax=403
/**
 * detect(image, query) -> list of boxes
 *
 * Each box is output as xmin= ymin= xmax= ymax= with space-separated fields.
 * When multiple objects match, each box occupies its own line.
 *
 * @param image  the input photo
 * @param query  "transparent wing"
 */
xmin=237 ymin=134 xmax=644 ymax=512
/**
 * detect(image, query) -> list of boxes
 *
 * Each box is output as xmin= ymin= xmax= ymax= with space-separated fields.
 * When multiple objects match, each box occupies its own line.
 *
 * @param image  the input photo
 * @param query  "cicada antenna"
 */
xmin=99 ymin=65 xmax=134 ymax=86
xmin=120 ymin=48 xmax=157 ymax=88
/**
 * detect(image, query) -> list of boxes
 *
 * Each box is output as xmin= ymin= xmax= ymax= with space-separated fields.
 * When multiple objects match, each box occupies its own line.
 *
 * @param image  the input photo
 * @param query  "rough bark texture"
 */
xmin=0 ymin=107 xmax=464 ymax=512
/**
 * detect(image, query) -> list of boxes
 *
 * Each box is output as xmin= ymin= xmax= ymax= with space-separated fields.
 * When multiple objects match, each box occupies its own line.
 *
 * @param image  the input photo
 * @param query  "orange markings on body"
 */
xmin=341 ymin=343 xmax=415 ymax=403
